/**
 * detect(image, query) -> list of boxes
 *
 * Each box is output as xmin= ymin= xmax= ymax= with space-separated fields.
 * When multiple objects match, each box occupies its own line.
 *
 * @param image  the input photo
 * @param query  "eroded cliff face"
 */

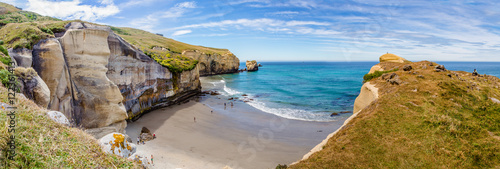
xmin=31 ymin=22 xmax=201 ymax=138
xmin=107 ymin=29 xmax=200 ymax=120
xmin=182 ymin=50 xmax=239 ymax=76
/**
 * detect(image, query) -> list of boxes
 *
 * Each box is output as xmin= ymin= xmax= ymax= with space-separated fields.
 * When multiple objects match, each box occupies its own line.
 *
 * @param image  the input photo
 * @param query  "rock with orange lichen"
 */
xmin=98 ymin=133 xmax=136 ymax=158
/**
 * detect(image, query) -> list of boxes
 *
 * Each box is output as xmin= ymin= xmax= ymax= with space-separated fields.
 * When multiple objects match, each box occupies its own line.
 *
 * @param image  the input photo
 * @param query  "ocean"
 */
xmin=201 ymin=61 xmax=500 ymax=122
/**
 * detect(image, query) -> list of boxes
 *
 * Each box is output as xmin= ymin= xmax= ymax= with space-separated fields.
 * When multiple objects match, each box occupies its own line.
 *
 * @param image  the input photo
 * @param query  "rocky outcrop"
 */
xmin=98 ymin=133 xmax=136 ymax=158
xmin=246 ymin=60 xmax=258 ymax=71
xmin=26 ymin=22 xmax=202 ymax=138
xmin=106 ymin=27 xmax=200 ymax=120
xmin=8 ymin=48 xmax=32 ymax=67
xmin=380 ymin=53 xmax=407 ymax=63
xmin=182 ymin=50 xmax=239 ymax=76
xmin=353 ymin=82 xmax=379 ymax=113
xmin=368 ymin=64 xmax=383 ymax=74
xmin=59 ymin=28 xmax=128 ymax=133
xmin=32 ymin=38 xmax=73 ymax=116
xmin=13 ymin=67 xmax=50 ymax=108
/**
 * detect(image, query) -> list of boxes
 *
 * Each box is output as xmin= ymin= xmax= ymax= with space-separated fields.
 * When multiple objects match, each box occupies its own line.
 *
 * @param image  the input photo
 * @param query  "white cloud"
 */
xmin=26 ymin=0 xmax=119 ymax=21
xmin=0 ymin=0 xmax=19 ymax=6
xmin=172 ymin=30 xmax=192 ymax=36
xmin=119 ymin=0 xmax=158 ymax=8
xmin=129 ymin=1 xmax=196 ymax=31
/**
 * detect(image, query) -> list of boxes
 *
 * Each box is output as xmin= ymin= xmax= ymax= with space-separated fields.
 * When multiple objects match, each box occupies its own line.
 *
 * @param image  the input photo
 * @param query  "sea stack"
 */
xmin=246 ymin=60 xmax=259 ymax=71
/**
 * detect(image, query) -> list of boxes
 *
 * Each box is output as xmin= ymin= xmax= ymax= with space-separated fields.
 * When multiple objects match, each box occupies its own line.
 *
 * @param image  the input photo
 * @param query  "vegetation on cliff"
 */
xmin=363 ymin=68 xmax=398 ymax=82
xmin=110 ymin=26 xmax=232 ymax=73
xmin=291 ymin=61 xmax=500 ymax=168
xmin=0 ymin=85 xmax=138 ymax=168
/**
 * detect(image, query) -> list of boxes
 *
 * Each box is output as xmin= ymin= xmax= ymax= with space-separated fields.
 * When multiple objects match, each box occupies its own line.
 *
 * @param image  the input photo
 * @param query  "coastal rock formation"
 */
xmin=353 ymin=82 xmax=379 ymax=113
xmin=59 ymin=28 xmax=128 ymax=134
xmin=46 ymin=111 xmax=70 ymax=126
xmin=14 ymin=67 xmax=50 ymax=108
xmin=379 ymin=53 xmax=407 ymax=63
xmin=32 ymin=38 xmax=74 ymax=117
xmin=182 ymin=50 xmax=239 ymax=76
xmin=30 ymin=22 xmax=202 ymax=138
xmin=368 ymin=64 xmax=383 ymax=74
xmin=246 ymin=60 xmax=258 ymax=71
xmin=99 ymin=133 xmax=136 ymax=158
xmin=8 ymin=48 xmax=32 ymax=67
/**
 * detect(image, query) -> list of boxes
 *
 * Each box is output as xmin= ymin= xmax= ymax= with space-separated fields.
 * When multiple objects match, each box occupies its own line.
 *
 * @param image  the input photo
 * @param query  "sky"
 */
xmin=2 ymin=0 xmax=500 ymax=62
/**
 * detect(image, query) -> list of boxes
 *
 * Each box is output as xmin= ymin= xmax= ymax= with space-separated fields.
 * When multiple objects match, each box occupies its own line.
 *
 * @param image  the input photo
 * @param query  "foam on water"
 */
xmin=246 ymin=99 xmax=337 ymax=122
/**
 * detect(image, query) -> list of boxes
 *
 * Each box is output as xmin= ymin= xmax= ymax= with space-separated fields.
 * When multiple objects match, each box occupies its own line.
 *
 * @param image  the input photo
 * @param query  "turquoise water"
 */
xmin=201 ymin=62 xmax=500 ymax=122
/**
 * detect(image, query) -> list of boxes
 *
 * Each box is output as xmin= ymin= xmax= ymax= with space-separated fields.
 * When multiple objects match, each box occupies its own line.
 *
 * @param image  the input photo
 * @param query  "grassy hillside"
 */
xmin=290 ymin=61 xmax=500 ymax=168
xmin=110 ymin=26 xmax=232 ymax=73
xmin=0 ymin=85 xmax=138 ymax=168
xmin=0 ymin=2 xmax=60 ymax=26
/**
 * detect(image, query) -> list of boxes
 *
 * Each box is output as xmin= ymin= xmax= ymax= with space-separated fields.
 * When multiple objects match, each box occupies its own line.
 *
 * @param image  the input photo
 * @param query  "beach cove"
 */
xmin=125 ymin=78 xmax=350 ymax=169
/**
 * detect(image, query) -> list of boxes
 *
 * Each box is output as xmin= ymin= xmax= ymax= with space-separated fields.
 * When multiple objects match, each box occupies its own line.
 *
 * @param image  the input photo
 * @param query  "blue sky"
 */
xmin=2 ymin=0 xmax=500 ymax=61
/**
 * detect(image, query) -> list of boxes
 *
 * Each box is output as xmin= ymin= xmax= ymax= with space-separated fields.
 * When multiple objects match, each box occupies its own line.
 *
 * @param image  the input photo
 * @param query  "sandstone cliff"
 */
xmin=182 ymin=50 xmax=239 ymax=76
xmin=27 ymin=22 xmax=201 ymax=138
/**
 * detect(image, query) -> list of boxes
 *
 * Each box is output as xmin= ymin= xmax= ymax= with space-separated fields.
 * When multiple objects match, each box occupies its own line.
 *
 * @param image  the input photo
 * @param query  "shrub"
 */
xmin=144 ymin=50 xmax=198 ymax=73
xmin=276 ymin=164 xmax=288 ymax=169
xmin=363 ymin=68 xmax=399 ymax=83
xmin=0 ymin=69 xmax=12 ymax=87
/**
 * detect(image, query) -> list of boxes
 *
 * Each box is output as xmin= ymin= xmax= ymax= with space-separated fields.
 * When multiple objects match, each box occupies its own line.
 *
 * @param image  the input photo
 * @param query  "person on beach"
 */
xmin=137 ymin=137 xmax=140 ymax=144
xmin=194 ymin=117 xmax=196 ymax=122
xmin=153 ymin=133 xmax=156 ymax=139
xmin=151 ymin=155 xmax=154 ymax=165
xmin=224 ymin=103 xmax=226 ymax=109
xmin=473 ymin=69 xmax=478 ymax=76
xmin=231 ymin=102 xmax=234 ymax=108
xmin=211 ymin=110 xmax=213 ymax=114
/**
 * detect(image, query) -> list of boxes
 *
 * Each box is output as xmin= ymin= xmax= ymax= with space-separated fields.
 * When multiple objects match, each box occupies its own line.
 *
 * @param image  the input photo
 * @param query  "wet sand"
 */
xmin=126 ymin=95 xmax=348 ymax=169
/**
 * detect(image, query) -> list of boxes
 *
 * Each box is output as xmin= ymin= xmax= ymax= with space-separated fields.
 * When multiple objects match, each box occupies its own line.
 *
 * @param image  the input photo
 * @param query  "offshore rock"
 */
xmin=246 ymin=60 xmax=258 ymax=71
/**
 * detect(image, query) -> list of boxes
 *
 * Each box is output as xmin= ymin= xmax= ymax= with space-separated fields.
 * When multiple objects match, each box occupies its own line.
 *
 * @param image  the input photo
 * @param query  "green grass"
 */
xmin=0 ymin=85 xmax=139 ymax=168
xmin=363 ymin=68 xmax=399 ymax=82
xmin=0 ymin=2 xmax=60 ymax=27
xmin=290 ymin=61 xmax=500 ymax=168
xmin=144 ymin=50 xmax=198 ymax=73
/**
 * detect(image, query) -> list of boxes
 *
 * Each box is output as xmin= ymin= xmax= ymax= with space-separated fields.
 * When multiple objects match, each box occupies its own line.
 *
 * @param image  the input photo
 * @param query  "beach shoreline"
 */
xmin=126 ymin=93 xmax=349 ymax=169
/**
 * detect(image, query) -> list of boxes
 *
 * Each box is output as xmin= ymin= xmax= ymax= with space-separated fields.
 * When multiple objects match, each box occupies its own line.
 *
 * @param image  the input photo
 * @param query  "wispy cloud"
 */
xmin=172 ymin=30 xmax=192 ymax=36
xmin=26 ymin=0 xmax=119 ymax=21
xmin=129 ymin=1 xmax=196 ymax=31
xmin=118 ymin=0 xmax=159 ymax=8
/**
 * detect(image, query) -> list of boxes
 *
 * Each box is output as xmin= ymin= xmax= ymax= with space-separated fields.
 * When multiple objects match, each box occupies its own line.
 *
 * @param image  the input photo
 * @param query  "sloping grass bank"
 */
xmin=290 ymin=61 xmax=500 ymax=168
xmin=0 ymin=85 xmax=138 ymax=168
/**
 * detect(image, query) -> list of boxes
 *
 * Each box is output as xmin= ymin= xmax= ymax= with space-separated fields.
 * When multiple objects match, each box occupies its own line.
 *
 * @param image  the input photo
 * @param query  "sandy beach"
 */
xmin=126 ymin=94 xmax=348 ymax=169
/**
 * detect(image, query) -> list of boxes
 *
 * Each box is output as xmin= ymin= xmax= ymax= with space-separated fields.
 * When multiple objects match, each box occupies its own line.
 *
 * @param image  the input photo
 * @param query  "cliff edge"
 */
xmin=291 ymin=54 xmax=500 ymax=168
